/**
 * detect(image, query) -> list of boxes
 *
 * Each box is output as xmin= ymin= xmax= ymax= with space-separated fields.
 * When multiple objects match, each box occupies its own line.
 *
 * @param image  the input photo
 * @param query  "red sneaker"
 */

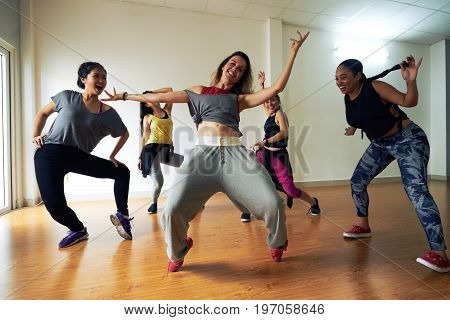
xmin=270 ymin=240 xmax=288 ymax=262
xmin=167 ymin=237 xmax=193 ymax=273
xmin=416 ymin=251 xmax=450 ymax=273
xmin=343 ymin=225 xmax=372 ymax=238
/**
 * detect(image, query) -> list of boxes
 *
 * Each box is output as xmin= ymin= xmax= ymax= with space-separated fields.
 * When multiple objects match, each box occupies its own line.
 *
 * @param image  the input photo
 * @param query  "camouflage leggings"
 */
xmin=351 ymin=123 xmax=446 ymax=250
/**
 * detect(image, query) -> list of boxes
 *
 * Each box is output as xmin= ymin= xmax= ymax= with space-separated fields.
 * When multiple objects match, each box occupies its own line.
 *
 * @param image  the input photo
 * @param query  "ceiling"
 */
xmin=115 ymin=0 xmax=450 ymax=45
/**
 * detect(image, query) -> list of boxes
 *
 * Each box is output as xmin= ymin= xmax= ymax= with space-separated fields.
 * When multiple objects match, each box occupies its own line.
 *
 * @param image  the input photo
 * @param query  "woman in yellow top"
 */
xmin=138 ymin=87 xmax=174 ymax=214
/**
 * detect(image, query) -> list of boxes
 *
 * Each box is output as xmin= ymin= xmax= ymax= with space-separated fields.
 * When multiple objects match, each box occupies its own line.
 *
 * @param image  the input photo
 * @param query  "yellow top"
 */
xmin=145 ymin=113 xmax=173 ymax=145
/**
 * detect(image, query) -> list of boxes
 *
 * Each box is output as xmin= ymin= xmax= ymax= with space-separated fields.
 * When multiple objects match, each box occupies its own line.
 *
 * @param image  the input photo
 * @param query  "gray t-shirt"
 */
xmin=44 ymin=90 xmax=127 ymax=154
xmin=185 ymin=90 xmax=242 ymax=137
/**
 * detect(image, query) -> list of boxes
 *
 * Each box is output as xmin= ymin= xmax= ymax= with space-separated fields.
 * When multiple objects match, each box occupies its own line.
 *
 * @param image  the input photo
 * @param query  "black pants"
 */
xmin=140 ymin=143 xmax=172 ymax=177
xmin=34 ymin=144 xmax=130 ymax=231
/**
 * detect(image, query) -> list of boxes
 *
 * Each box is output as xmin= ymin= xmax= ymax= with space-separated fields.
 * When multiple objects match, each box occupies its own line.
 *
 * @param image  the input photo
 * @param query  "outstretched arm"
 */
xmin=151 ymin=87 xmax=172 ymax=94
xmin=102 ymin=88 xmax=189 ymax=104
xmin=239 ymin=31 xmax=309 ymax=111
xmin=153 ymin=87 xmax=174 ymax=113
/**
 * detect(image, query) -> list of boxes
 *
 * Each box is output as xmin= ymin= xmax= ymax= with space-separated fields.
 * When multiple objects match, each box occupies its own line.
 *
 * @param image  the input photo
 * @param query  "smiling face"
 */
xmin=221 ymin=55 xmax=247 ymax=85
xmin=264 ymin=96 xmax=280 ymax=114
xmin=82 ymin=67 xmax=107 ymax=96
xmin=335 ymin=65 xmax=361 ymax=95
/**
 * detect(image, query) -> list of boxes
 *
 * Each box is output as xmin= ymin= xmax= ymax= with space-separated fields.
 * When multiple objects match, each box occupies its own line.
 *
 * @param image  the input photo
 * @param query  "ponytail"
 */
xmin=367 ymin=61 xmax=408 ymax=82
xmin=338 ymin=59 xmax=408 ymax=83
xmin=139 ymin=90 xmax=153 ymax=136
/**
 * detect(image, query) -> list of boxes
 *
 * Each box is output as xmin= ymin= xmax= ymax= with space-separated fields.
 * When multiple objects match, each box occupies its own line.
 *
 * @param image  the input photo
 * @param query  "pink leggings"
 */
xmin=256 ymin=148 xmax=302 ymax=198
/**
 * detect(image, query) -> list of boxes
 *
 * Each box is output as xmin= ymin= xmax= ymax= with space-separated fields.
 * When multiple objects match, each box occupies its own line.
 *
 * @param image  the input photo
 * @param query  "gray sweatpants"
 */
xmin=160 ymin=137 xmax=287 ymax=262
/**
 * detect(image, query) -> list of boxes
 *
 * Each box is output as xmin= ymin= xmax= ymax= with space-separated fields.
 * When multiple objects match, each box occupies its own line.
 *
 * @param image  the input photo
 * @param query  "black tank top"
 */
xmin=345 ymin=80 xmax=408 ymax=141
xmin=264 ymin=114 xmax=288 ymax=148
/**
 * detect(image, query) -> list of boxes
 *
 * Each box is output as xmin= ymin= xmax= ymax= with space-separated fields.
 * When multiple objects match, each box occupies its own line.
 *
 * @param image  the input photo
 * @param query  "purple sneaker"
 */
xmin=110 ymin=212 xmax=133 ymax=240
xmin=59 ymin=227 xmax=89 ymax=248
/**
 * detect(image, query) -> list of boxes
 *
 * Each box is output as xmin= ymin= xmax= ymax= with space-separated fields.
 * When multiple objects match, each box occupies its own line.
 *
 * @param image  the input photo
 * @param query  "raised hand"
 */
xmin=102 ymin=87 xmax=126 ymax=101
xmin=290 ymin=31 xmax=310 ymax=54
xmin=258 ymin=71 xmax=266 ymax=89
xmin=400 ymin=55 xmax=423 ymax=82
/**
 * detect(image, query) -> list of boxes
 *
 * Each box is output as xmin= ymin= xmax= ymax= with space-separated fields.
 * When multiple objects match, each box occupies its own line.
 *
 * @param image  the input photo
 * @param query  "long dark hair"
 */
xmin=77 ymin=62 xmax=106 ymax=89
xmin=211 ymin=51 xmax=253 ymax=94
xmin=139 ymin=90 xmax=153 ymax=136
xmin=338 ymin=58 xmax=408 ymax=83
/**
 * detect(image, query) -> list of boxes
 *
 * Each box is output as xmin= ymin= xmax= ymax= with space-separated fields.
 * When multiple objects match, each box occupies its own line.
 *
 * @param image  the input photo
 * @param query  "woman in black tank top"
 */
xmin=335 ymin=56 xmax=449 ymax=273
xmin=240 ymin=71 xmax=320 ymax=223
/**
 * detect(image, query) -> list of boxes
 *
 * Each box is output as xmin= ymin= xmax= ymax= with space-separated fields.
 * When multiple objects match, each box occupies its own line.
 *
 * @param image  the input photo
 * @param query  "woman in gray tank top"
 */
xmin=32 ymin=62 xmax=132 ymax=249
xmin=104 ymin=30 xmax=309 ymax=272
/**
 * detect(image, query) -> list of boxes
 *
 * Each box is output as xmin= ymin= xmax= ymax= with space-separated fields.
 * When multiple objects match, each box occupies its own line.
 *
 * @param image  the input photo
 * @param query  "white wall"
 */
xmin=446 ymin=40 xmax=450 ymax=178
xmin=430 ymin=40 xmax=447 ymax=177
xmin=282 ymin=25 xmax=431 ymax=182
xmin=20 ymin=0 xmax=443 ymax=204
xmin=0 ymin=0 xmax=20 ymax=48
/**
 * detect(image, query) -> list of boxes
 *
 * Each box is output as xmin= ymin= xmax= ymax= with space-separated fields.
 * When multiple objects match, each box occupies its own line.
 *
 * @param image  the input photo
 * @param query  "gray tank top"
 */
xmin=185 ymin=90 xmax=242 ymax=136
xmin=44 ymin=90 xmax=127 ymax=154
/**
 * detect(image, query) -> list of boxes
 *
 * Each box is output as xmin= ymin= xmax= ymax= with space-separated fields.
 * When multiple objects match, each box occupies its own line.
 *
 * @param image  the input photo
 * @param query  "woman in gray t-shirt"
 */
xmin=32 ymin=62 xmax=132 ymax=248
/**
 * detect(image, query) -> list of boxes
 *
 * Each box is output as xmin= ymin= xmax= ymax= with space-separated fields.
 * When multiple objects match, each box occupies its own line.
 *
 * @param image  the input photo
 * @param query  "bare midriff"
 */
xmin=380 ymin=104 xmax=412 ymax=137
xmin=381 ymin=119 xmax=412 ymax=137
xmin=197 ymin=121 xmax=241 ymax=137
xmin=264 ymin=146 xmax=283 ymax=151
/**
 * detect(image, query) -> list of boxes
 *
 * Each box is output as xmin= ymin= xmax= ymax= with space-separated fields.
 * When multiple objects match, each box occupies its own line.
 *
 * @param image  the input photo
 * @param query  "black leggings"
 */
xmin=34 ymin=144 xmax=130 ymax=231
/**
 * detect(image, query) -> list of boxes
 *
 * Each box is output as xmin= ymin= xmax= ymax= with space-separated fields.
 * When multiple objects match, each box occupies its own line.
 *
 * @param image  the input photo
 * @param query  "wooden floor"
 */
xmin=1 ymin=181 xmax=449 ymax=300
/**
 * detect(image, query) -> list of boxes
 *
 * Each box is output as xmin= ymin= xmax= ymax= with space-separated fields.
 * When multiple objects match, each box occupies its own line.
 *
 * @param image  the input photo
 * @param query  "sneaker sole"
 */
xmin=147 ymin=211 xmax=157 ymax=214
xmin=309 ymin=212 xmax=320 ymax=217
xmin=59 ymin=233 xmax=89 ymax=248
xmin=110 ymin=215 xmax=132 ymax=240
xmin=240 ymin=219 xmax=251 ymax=222
xmin=343 ymin=232 xmax=372 ymax=238
xmin=416 ymin=257 xmax=450 ymax=273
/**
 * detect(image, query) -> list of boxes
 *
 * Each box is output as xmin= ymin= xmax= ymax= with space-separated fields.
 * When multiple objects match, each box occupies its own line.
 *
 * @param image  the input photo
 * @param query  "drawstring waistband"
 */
xmin=195 ymin=136 xmax=242 ymax=146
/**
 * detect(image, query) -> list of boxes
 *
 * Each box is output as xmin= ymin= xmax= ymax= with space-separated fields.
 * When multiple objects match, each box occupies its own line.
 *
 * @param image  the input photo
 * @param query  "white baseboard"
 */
xmin=22 ymin=197 xmax=42 ymax=207
xmin=294 ymin=176 xmax=402 ymax=188
xmin=429 ymin=175 xmax=448 ymax=181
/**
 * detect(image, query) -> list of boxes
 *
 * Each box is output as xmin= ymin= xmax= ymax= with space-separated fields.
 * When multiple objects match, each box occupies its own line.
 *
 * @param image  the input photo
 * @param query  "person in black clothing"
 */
xmin=335 ymin=55 xmax=449 ymax=273
xmin=240 ymin=70 xmax=320 ymax=223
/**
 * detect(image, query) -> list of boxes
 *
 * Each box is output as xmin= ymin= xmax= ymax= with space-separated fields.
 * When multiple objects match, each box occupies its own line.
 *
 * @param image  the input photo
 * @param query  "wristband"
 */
xmin=123 ymin=92 xmax=128 ymax=101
